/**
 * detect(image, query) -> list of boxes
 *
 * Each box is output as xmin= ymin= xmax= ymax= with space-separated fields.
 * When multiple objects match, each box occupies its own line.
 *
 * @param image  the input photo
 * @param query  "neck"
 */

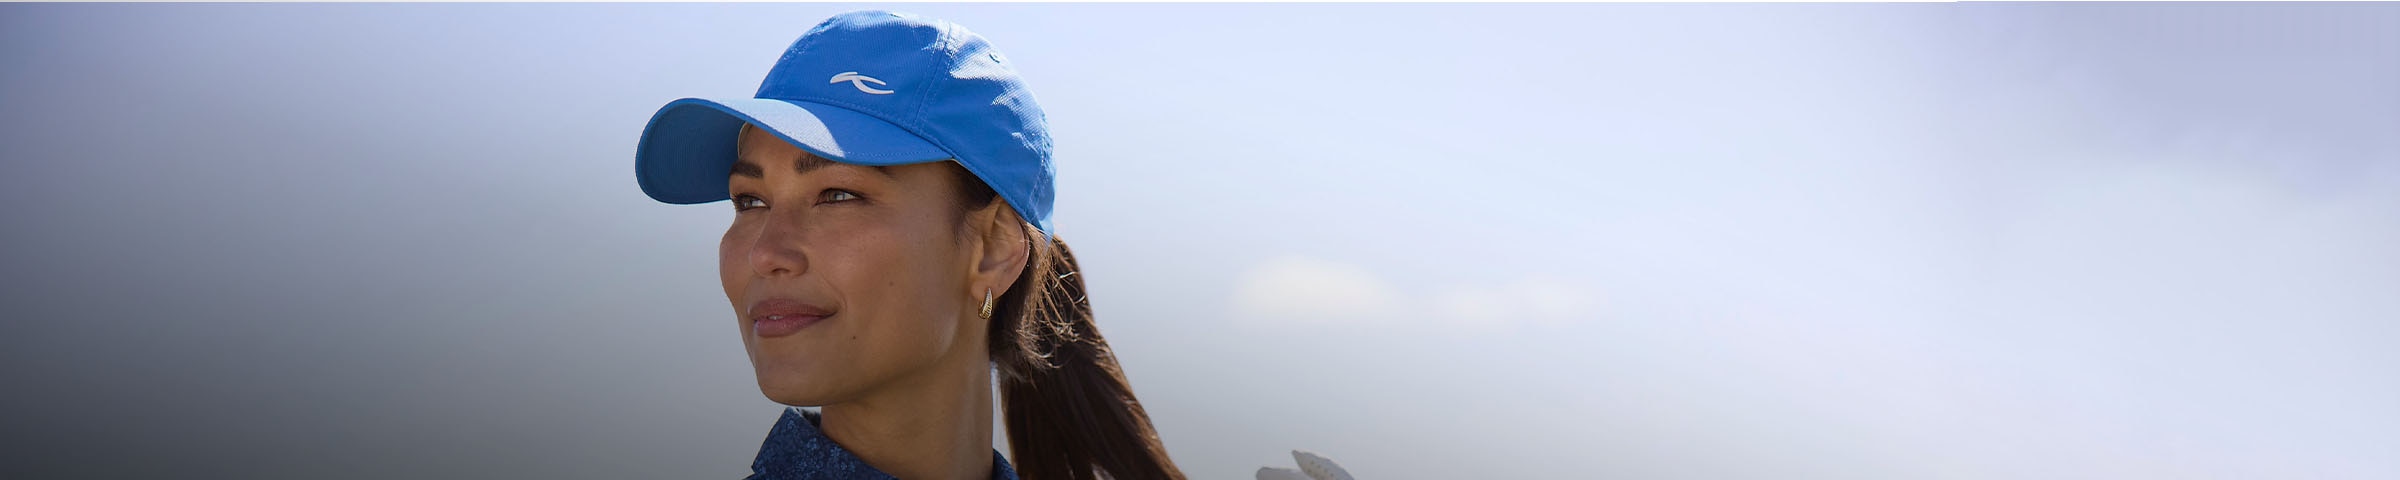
xmin=819 ymin=351 xmax=995 ymax=480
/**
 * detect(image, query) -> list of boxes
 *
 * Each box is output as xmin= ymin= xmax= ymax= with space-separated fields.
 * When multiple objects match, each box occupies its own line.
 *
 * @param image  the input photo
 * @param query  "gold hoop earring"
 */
xmin=978 ymin=288 xmax=995 ymax=320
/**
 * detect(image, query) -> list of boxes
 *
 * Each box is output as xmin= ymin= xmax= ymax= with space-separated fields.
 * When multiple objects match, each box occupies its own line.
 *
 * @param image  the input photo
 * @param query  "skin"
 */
xmin=720 ymin=125 xmax=1030 ymax=480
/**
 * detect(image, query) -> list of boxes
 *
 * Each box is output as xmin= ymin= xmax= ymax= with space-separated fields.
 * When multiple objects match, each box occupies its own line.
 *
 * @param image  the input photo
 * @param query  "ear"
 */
xmin=967 ymin=202 xmax=1032 ymax=299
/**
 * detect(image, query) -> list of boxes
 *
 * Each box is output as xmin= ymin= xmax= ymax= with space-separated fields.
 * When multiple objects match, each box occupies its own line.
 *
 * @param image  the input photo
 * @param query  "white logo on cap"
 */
xmin=829 ymin=72 xmax=894 ymax=95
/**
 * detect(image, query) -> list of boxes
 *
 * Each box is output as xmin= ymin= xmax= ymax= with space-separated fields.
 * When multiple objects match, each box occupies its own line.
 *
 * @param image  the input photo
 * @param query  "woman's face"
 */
xmin=719 ymin=127 xmax=989 ymax=406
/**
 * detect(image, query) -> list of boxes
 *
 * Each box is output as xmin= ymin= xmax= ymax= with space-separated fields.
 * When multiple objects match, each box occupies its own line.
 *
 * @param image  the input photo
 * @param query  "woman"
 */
xmin=633 ymin=10 xmax=1184 ymax=480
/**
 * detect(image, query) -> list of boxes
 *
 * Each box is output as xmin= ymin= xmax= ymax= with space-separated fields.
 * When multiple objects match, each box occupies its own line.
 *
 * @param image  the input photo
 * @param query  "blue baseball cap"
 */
xmin=636 ymin=10 xmax=1056 ymax=234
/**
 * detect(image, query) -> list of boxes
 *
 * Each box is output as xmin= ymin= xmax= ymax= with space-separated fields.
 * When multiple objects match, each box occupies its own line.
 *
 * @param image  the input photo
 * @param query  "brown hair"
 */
xmin=950 ymin=165 xmax=1186 ymax=480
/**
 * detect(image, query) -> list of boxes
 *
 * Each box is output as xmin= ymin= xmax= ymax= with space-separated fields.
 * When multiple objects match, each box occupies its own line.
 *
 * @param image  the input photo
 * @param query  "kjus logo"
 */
xmin=828 ymin=72 xmax=894 ymax=95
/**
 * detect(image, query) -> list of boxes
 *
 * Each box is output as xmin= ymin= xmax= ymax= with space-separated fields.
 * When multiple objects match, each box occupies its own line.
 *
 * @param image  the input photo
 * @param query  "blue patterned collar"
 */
xmin=747 ymin=407 xmax=1019 ymax=480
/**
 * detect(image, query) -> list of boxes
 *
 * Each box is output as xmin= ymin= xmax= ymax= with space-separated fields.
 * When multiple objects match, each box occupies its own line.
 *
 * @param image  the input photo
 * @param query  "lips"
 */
xmin=748 ymin=298 xmax=833 ymax=338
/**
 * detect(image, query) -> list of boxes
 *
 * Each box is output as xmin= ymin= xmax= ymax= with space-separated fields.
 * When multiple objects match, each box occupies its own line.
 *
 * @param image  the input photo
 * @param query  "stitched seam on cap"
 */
xmin=909 ymin=22 xmax=963 ymax=160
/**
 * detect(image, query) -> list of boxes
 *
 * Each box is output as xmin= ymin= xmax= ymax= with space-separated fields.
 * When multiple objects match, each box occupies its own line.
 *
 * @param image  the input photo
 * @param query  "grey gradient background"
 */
xmin=3 ymin=3 xmax=2396 ymax=479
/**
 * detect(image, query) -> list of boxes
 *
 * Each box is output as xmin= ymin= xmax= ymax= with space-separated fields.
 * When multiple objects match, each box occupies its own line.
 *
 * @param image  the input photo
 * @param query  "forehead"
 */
xmin=737 ymin=126 xmax=830 ymax=167
xmin=731 ymin=126 xmax=894 ymax=180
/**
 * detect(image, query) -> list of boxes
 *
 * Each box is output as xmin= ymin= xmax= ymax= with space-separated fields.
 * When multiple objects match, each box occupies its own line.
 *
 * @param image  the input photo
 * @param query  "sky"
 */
xmin=2 ymin=3 xmax=2395 ymax=479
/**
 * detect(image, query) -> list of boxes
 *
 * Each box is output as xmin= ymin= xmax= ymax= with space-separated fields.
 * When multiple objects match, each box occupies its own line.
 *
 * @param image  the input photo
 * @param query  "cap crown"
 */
xmin=757 ymin=11 xmax=1056 ymax=233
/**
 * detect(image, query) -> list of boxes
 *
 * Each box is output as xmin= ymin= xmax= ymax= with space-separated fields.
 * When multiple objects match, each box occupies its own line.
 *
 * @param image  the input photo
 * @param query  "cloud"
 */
xmin=1231 ymin=256 xmax=1401 ymax=325
xmin=1230 ymin=256 xmax=1602 ymax=328
xmin=1432 ymin=276 xmax=1603 ymax=327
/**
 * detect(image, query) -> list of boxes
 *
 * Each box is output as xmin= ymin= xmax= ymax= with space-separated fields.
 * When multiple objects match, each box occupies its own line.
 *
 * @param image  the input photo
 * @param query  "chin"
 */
xmin=747 ymin=345 xmax=840 ymax=406
xmin=756 ymin=375 xmax=834 ymax=407
xmin=753 ymin=358 xmax=862 ymax=407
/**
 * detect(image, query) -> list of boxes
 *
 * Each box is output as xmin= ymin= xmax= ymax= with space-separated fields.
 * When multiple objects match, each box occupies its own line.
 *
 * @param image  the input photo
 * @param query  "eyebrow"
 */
xmin=730 ymin=150 xmax=895 ymax=180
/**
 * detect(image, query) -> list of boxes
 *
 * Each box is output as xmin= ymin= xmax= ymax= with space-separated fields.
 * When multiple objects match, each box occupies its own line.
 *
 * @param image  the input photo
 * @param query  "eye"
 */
xmin=820 ymin=189 xmax=861 ymax=204
xmin=732 ymin=194 xmax=766 ymax=212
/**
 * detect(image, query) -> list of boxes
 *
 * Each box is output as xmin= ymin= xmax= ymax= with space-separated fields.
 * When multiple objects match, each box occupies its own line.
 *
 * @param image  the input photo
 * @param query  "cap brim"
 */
xmin=636 ymin=97 xmax=953 ymax=204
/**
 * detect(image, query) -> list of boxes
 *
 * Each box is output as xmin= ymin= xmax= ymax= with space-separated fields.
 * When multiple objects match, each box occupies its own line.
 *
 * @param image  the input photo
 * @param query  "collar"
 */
xmin=747 ymin=407 xmax=1019 ymax=480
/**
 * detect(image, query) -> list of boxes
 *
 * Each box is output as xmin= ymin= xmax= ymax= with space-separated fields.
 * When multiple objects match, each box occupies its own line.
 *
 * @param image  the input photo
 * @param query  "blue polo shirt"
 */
xmin=746 ymin=407 xmax=1019 ymax=480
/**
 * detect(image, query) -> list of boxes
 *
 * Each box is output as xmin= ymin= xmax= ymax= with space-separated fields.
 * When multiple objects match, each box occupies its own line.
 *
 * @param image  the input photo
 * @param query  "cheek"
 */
xmin=828 ymin=225 xmax=972 ymax=364
xmin=847 ymin=235 xmax=958 ymax=336
xmin=718 ymin=226 xmax=749 ymax=300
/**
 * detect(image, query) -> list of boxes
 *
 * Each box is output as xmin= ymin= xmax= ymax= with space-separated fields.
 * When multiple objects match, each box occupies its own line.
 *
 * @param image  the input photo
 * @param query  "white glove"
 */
xmin=1256 ymin=450 xmax=1354 ymax=480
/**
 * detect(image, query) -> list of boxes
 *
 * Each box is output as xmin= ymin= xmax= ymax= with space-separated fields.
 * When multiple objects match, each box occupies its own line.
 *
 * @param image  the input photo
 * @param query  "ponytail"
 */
xmin=993 ymin=233 xmax=1183 ymax=480
xmin=951 ymin=166 xmax=1184 ymax=480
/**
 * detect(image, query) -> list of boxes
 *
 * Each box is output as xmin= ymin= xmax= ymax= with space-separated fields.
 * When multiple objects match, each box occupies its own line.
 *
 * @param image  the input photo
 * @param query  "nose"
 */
xmin=745 ymin=211 xmax=809 ymax=279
